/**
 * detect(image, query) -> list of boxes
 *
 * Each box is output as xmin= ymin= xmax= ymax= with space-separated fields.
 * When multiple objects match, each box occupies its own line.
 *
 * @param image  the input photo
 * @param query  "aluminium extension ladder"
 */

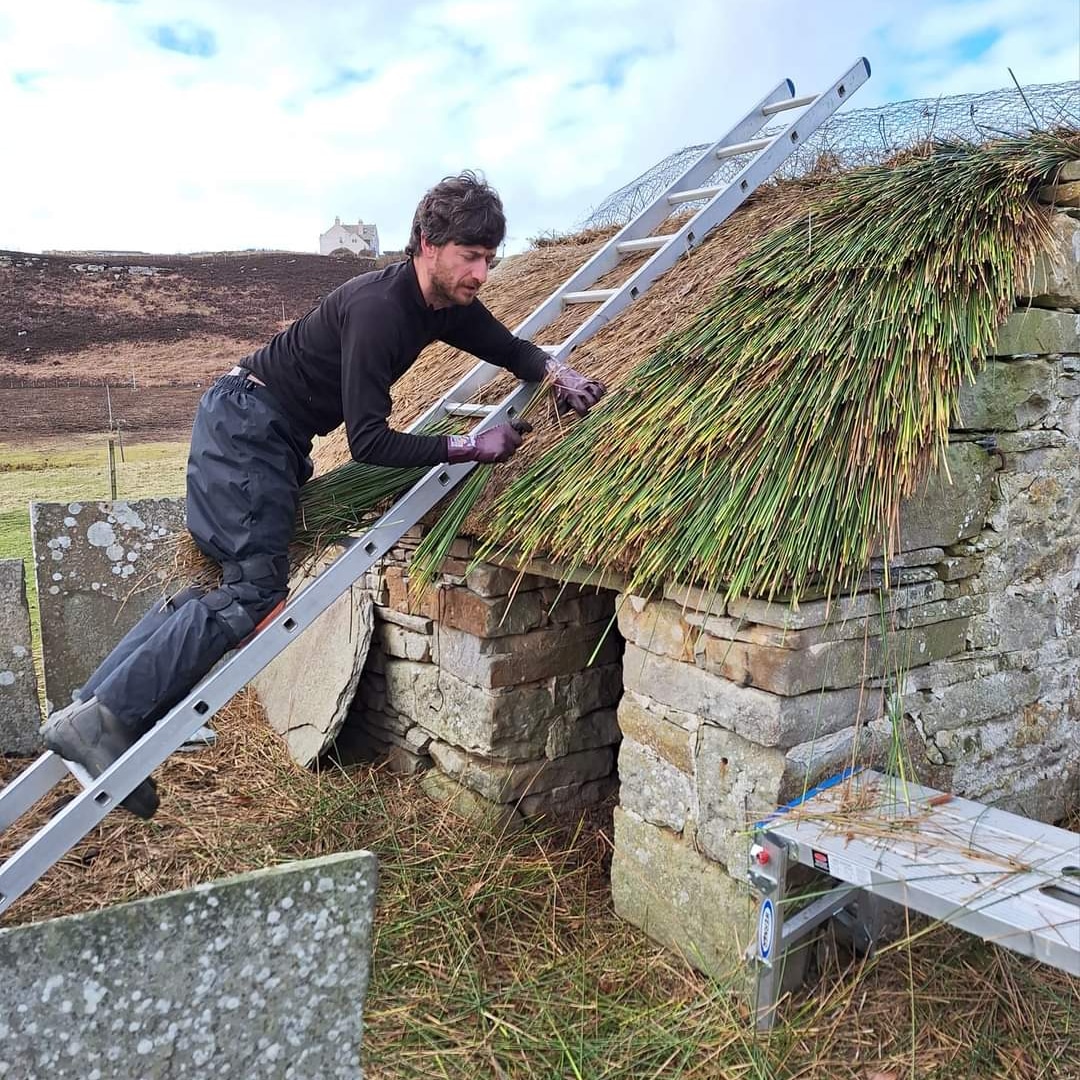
xmin=748 ymin=768 xmax=1080 ymax=1030
xmin=0 ymin=59 xmax=872 ymax=916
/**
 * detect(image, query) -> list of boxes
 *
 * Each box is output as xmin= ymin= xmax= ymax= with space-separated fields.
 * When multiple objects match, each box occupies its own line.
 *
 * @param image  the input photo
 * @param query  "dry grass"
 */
xmin=1 ymin=333 xmax=262 ymax=387
xmin=3 ymin=699 xmax=1076 ymax=1078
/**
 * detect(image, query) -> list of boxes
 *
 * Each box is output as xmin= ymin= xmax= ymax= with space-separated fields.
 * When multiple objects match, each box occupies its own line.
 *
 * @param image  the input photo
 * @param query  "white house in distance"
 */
xmin=319 ymin=217 xmax=380 ymax=257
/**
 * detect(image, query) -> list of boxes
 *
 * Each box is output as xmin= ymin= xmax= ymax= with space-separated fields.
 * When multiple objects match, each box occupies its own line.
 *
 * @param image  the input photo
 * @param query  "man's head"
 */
xmin=408 ymin=171 xmax=504 ymax=308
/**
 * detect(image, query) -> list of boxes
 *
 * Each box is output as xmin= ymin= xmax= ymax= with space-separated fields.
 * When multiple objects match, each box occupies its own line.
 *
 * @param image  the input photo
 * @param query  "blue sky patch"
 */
xmin=313 ymin=67 xmax=375 ymax=95
xmin=149 ymin=22 xmax=217 ymax=58
xmin=953 ymin=28 xmax=1001 ymax=61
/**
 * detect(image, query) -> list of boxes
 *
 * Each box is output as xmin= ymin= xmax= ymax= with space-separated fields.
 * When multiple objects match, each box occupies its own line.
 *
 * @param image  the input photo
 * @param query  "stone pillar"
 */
xmin=0 ymin=559 xmax=41 ymax=755
xmin=341 ymin=534 xmax=623 ymax=822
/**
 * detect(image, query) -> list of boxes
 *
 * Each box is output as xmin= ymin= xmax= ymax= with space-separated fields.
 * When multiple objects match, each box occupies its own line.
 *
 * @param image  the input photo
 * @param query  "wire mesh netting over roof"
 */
xmin=581 ymin=81 xmax=1080 ymax=228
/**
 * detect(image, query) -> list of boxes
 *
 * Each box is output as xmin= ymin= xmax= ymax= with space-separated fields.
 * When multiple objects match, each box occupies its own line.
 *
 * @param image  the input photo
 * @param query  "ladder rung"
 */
xmin=562 ymin=289 xmax=618 ymax=305
xmin=715 ymin=137 xmax=772 ymax=160
xmin=537 ymin=343 xmax=562 ymax=354
xmin=668 ymin=185 xmax=722 ymax=205
xmin=762 ymin=93 xmax=816 ymax=116
xmin=615 ymin=236 xmax=669 ymax=254
xmin=443 ymin=402 xmax=497 ymax=418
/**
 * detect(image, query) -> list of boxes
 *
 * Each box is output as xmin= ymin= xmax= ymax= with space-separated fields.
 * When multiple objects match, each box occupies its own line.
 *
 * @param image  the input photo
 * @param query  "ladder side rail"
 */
xmin=399 ymin=63 xmax=865 ymax=425
xmin=0 ymin=378 xmax=541 ymax=916
xmin=511 ymin=80 xmax=799 ymax=345
xmin=553 ymin=58 xmax=870 ymax=359
xmin=0 ymin=753 xmax=69 ymax=833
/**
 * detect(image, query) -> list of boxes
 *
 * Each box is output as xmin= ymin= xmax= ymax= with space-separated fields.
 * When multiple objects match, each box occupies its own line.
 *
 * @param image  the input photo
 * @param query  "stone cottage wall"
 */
xmin=609 ymin=194 xmax=1080 ymax=973
xmin=342 ymin=537 xmax=624 ymax=821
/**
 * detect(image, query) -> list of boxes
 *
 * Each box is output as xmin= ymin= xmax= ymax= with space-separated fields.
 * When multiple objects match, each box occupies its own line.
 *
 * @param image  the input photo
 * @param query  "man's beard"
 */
xmin=431 ymin=260 xmax=479 ymax=306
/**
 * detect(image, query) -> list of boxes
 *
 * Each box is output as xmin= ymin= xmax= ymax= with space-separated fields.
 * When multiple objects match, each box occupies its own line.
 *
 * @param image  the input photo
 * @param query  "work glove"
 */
xmin=446 ymin=422 xmax=525 ymax=464
xmin=545 ymin=357 xmax=607 ymax=417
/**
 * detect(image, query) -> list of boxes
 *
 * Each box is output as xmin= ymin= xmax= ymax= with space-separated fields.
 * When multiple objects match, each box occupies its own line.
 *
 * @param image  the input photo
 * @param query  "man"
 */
xmin=42 ymin=171 xmax=606 ymax=818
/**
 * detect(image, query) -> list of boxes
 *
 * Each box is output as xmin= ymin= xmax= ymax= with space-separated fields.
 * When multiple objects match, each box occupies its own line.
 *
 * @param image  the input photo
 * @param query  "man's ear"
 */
xmin=419 ymin=234 xmax=439 ymax=259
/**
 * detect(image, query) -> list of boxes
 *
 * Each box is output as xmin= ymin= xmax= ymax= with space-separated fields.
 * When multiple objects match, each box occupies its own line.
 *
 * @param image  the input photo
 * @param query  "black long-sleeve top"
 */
xmin=242 ymin=259 xmax=548 ymax=467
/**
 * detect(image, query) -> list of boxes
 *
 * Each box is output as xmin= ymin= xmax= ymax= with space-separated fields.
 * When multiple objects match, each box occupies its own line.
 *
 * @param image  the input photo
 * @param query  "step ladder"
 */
xmin=748 ymin=768 xmax=1080 ymax=1030
xmin=0 ymin=59 xmax=871 ymax=917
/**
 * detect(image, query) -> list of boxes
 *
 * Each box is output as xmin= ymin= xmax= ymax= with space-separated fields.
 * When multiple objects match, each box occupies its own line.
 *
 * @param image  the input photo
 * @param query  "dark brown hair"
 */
xmin=405 ymin=170 xmax=505 ymax=256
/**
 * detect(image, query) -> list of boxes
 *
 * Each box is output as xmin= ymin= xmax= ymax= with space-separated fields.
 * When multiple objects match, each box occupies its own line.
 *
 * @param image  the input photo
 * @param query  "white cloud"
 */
xmin=0 ymin=0 xmax=1075 ymax=255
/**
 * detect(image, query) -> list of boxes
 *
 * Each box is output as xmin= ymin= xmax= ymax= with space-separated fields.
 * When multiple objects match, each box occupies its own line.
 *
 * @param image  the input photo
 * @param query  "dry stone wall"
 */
xmin=609 ymin=194 xmax=1080 ymax=972
xmin=341 ymin=536 xmax=623 ymax=822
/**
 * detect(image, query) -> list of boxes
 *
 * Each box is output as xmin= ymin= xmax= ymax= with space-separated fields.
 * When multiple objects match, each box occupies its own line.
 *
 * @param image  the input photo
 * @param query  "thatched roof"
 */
xmin=303 ymin=132 xmax=1079 ymax=603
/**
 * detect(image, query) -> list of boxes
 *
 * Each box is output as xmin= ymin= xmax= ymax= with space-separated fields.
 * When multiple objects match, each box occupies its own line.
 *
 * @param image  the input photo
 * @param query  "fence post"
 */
xmin=107 ymin=437 xmax=118 ymax=500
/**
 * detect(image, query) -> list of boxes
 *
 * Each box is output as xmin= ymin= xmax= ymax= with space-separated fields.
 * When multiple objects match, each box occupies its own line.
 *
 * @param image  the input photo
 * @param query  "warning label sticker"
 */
xmin=812 ymin=849 xmax=831 ymax=874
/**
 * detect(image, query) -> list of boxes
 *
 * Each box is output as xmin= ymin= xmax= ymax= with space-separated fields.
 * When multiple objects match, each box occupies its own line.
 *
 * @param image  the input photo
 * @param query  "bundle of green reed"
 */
xmin=476 ymin=132 xmax=1080 ymax=605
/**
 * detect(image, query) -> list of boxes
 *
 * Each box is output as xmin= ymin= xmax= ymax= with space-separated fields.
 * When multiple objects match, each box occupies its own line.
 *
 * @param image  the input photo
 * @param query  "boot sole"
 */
xmin=43 ymin=727 xmax=160 ymax=820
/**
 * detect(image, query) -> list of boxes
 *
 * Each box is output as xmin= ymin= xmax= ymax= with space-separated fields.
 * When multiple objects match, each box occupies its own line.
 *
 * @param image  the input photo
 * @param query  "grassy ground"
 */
xmin=0 ymin=438 xmax=189 ymax=687
xmin=1 ymin=441 xmax=1076 ymax=1077
xmin=1 ymin=696 xmax=1076 ymax=1079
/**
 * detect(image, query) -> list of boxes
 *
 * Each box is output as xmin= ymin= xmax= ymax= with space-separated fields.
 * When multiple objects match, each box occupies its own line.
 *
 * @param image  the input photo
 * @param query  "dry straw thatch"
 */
xmin=173 ymin=132 xmax=1079 ymax=603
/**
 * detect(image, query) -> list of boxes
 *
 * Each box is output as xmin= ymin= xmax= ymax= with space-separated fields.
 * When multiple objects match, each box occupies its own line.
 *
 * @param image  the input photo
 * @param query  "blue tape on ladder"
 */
xmin=753 ymin=766 xmax=861 ymax=831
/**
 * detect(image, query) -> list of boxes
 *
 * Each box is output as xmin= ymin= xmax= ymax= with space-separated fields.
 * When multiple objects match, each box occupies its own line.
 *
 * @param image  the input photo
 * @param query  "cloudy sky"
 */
xmin=1 ymin=0 xmax=1077 ymax=255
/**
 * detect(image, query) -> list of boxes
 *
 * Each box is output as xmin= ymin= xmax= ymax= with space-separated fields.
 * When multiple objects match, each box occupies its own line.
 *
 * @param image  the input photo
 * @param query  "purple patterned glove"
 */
xmin=545 ymin=358 xmax=607 ymax=416
xmin=446 ymin=423 xmax=524 ymax=464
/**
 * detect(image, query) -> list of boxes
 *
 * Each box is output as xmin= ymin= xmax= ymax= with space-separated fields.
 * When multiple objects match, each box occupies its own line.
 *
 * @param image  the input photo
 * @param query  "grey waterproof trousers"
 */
xmin=79 ymin=373 xmax=313 ymax=731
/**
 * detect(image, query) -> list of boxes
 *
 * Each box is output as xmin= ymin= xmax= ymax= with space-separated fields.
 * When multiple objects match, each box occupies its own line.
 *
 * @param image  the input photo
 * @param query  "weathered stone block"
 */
xmin=464 ymin=561 xmax=543 ymax=598
xmin=375 ymin=605 xmax=432 ymax=634
xmin=31 ymin=498 xmax=186 ymax=711
xmin=437 ymin=585 xmax=551 ymax=638
xmin=419 ymin=769 xmax=524 ymax=834
xmin=1038 ymin=180 xmax=1080 ymax=206
xmin=783 ymin=718 xmax=896 ymax=800
xmin=622 ymin=643 xmax=886 ymax=747
xmin=908 ymin=668 xmax=1043 ymax=737
xmin=661 ymin=582 xmax=728 ymax=616
xmin=894 ymin=442 xmax=997 ymax=551
xmin=0 ymin=559 xmax=41 ymax=754
xmin=545 ymin=707 xmax=621 ymax=759
xmin=516 ymin=775 xmax=618 ymax=818
xmin=956 ymin=359 xmax=1056 ymax=430
xmin=427 ymin=740 xmax=614 ymax=802
xmin=617 ymin=692 xmax=697 ymax=774
xmin=617 ymin=597 xmax=698 ymax=662
xmin=610 ymin=807 xmax=750 ymax=979
xmin=377 ymin=621 xmax=432 ymax=662
xmin=726 ymin=580 xmax=945 ymax=631
xmin=702 ymin=619 xmax=969 ymax=696
xmin=1019 ymin=213 xmax=1080 ymax=307
xmin=254 ymin=585 xmax=373 ymax=767
xmin=618 ymin=738 xmax=695 ymax=832
xmin=432 ymin=620 xmax=621 ymax=689
xmin=0 ymin=850 xmax=376 ymax=1079
xmin=695 ymin=724 xmax=785 ymax=871
xmin=992 ymin=308 xmax=1080 ymax=356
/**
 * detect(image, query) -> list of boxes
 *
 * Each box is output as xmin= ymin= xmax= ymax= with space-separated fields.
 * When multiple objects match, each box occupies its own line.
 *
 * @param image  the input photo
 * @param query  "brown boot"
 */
xmin=42 ymin=697 xmax=159 ymax=819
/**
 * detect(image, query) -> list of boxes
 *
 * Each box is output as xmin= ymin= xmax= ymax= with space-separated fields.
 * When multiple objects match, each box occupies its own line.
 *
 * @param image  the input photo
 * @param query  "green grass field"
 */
xmin=0 ymin=439 xmax=189 ymax=686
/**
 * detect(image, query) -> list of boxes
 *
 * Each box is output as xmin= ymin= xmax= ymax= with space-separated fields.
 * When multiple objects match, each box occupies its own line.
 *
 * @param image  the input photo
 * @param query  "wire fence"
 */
xmin=580 ymin=80 xmax=1080 ymax=228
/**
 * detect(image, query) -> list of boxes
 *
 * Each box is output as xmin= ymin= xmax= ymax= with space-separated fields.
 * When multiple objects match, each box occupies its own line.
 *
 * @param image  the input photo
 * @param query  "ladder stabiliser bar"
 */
xmin=747 ymin=769 xmax=1080 ymax=1030
xmin=1 ymin=58 xmax=872 ymax=917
